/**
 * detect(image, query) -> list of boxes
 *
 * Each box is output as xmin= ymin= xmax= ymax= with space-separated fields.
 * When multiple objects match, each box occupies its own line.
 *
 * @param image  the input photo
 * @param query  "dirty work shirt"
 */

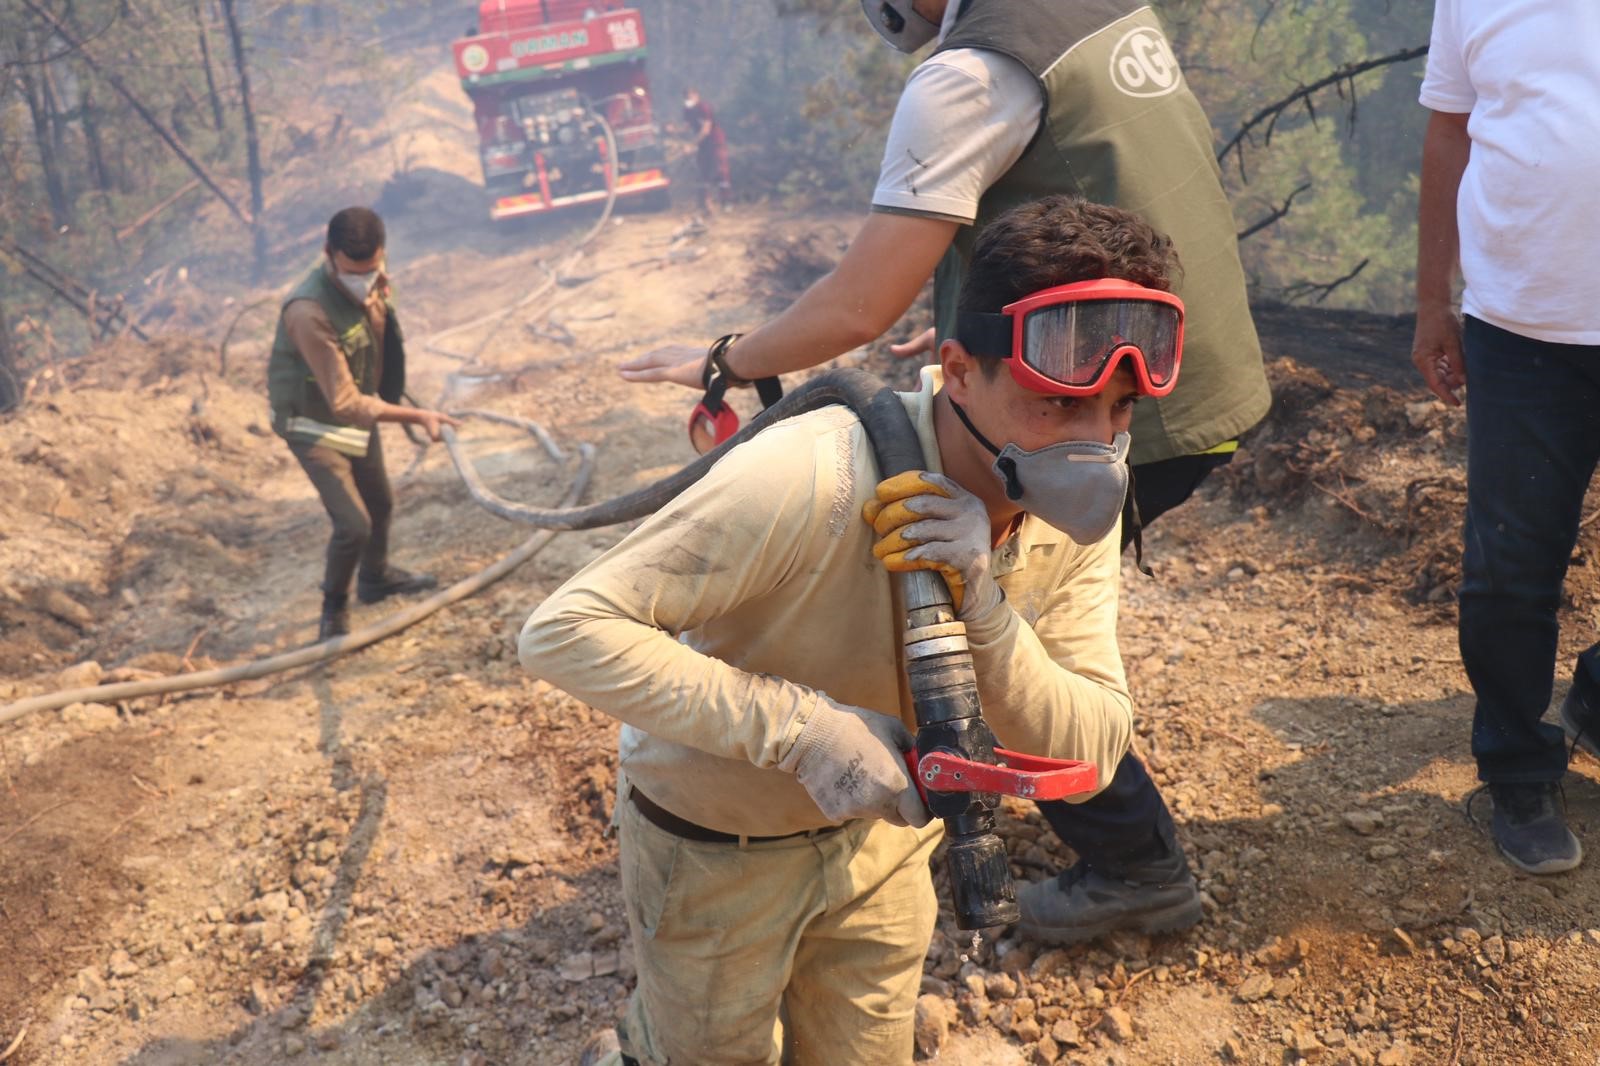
xmin=519 ymin=366 xmax=1132 ymax=838
xmin=1419 ymin=0 xmax=1600 ymax=343
xmin=280 ymin=280 xmax=390 ymax=429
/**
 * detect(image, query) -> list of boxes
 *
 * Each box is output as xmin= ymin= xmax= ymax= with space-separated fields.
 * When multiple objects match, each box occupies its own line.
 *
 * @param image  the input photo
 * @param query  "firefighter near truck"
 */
xmin=453 ymin=1 xmax=671 ymax=222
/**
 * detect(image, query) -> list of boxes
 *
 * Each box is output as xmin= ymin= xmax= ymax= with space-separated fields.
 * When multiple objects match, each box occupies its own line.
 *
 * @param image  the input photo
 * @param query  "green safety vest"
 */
xmin=267 ymin=265 xmax=405 ymax=457
xmin=933 ymin=0 xmax=1269 ymax=465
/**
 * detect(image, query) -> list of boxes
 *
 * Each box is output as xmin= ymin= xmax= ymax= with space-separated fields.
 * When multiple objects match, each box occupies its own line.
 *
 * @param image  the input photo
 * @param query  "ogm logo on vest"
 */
xmin=1108 ymin=26 xmax=1181 ymax=98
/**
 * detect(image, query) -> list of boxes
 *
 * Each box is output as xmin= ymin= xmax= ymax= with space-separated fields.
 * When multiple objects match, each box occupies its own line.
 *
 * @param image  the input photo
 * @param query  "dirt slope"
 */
xmin=7 ymin=47 xmax=1600 ymax=1066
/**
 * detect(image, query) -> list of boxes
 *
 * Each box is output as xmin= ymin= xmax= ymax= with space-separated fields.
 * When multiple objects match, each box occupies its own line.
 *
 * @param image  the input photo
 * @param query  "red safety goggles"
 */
xmin=953 ymin=278 xmax=1184 ymax=398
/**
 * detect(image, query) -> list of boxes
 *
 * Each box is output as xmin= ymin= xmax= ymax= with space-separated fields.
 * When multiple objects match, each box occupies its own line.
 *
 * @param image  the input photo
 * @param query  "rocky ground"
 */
xmin=7 ymin=43 xmax=1600 ymax=1066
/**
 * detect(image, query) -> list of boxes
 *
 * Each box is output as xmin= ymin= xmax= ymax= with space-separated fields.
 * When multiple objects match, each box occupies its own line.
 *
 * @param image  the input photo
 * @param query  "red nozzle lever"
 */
xmin=904 ymin=748 xmax=1098 ymax=803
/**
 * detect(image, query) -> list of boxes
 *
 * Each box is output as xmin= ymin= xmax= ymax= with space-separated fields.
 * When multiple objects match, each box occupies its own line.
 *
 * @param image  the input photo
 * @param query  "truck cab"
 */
xmin=453 ymin=0 xmax=670 ymax=221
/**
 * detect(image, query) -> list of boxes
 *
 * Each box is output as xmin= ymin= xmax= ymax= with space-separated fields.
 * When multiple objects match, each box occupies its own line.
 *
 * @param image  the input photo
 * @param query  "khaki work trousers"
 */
xmin=613 ymin=796 xmax=941 ymax=1065
xmin=287 ymin=432 xmax=393 ymax=598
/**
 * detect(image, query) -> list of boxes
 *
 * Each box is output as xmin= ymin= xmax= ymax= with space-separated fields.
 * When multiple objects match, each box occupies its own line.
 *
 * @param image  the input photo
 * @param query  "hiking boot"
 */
xmin=1560 ymin=672 xmax=1600 ymax=761
xmin=355 ymin=565 xmax=437 ymax=605
xmin=318 ymin=595 xmax=350 ymax=641
xmin=1488 ymin=782 xmax=1582 ymax=874
xmin=1016 ymin=853 xmax=1203 ymax=946
xmin=577 ymin=1028 xmax=622 ymax=1066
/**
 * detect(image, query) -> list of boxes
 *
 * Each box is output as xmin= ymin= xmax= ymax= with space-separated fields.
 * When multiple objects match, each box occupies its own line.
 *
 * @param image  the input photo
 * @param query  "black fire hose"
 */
xmin=446 ymin=368 xmax=1020 ymax=928
xmin=440 ymin=368 xmax=923 ymax=529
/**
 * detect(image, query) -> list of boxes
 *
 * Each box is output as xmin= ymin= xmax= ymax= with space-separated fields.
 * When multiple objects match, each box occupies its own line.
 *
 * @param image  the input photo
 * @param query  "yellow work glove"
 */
xmin=862 ymin=470 xmax=1002 ymax=620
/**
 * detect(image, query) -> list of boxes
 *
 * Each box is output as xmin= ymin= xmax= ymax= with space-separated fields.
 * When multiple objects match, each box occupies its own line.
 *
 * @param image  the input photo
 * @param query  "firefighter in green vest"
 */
xmin=268 ymin=207 xmax=459 ymax=641
xmin=617 ymin=0 xmax=1270 ymax=947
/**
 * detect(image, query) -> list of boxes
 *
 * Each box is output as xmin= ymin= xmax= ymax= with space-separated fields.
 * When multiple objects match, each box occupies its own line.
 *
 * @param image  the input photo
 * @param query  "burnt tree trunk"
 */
xmin=193 ymin=0 xmax=228 ymax=132
xmin=80 ymin=79 xmax=114 ymax=193
xmin=219 ymin=0 xmax=266 ymax=280
xmin=20 ymin=0 xmax=254 ymax=229
xmin=16 ymin=37 xmax=73 ymax=228
xmin=0 ymin=295 xmax=19 ymax=413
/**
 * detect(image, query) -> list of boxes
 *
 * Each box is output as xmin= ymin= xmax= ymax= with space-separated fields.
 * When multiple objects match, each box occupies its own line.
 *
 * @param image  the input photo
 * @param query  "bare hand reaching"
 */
xmin=618 ymin=344 xmax=707 ymax=388
xmin=414 ymin=409 xmax=462 ymax=442
xmin=888 ymin=327 xmax=936 ymax=360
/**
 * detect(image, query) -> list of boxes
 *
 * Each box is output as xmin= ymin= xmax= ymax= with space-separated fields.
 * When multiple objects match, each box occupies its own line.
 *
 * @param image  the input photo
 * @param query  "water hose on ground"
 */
xmin=0 ymin=445 xmax=594 ymax=726
xmin=1 ymin=110 xmax=636 ymax=727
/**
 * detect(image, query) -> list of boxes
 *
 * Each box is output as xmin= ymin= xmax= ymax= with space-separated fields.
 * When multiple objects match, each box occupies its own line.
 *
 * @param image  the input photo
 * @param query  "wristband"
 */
xmin=706 ymin=333 xmax=748 ymax=388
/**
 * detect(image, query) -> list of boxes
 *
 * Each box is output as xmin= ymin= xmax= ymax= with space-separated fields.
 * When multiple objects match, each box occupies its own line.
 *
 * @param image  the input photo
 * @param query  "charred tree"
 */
xmin=219 ymin=0 xmax=265 ymax=280
xmin=20 ymin=0 xmax=254 ymax=229
xmin=16 ymin=45 xmax=73 ymax=228
xmin=79 ymin=78 xmax=114 ymax=194
xmin=0 ymin=296 xmax=18 ymax=413
xmin=193 ymin=0 xmax=227 ymax=132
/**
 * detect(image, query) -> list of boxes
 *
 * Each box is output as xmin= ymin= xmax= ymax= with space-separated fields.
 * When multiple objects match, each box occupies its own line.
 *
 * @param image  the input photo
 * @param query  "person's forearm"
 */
xmin=724 ymin=271 xmax=898 ymax=380
xmin=723 ymin=213 xmax=960 ymax=382
xmin=964 ymin=605 xmax=1133 ymax=796
xmin=374 ymin=401 xmax=426 ymax=425
xmin=518 ymin=588 xmax=815 ymax=768
xmin=1416 ymin=111 xmax=1471 ymax=309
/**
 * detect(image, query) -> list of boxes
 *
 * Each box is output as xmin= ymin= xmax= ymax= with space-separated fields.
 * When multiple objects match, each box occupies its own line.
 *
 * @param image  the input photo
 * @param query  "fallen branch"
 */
xmin=217 ymin=296 xmax=276 ymax=376
xmin=115 ymin=178 xmax=203 ymax=241
xmin=0 ymin=239 xmax=148 ymax=340
xmin=0 ymin=799 xmax=74 ymax=847
xmin=0 ymin=1021 xmax=28 ymax=1063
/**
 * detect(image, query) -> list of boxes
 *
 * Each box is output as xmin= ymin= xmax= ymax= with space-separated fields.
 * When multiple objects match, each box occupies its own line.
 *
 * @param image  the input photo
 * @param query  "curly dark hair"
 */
xmin=957 ymin=195 xmax=1179 ymax=315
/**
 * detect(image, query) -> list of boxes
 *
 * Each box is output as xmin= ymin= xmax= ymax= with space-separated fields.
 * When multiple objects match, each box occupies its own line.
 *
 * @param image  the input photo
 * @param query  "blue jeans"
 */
xmin=1460 ymin=317 xmax=1600 ymax=783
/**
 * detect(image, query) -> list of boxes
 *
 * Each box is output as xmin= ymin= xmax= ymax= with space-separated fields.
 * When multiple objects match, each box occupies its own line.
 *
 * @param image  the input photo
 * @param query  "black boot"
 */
xmin=318 ymin=594 xmax=350 ymax=641
xmin=356 ymin=565 xmax=437 ymax=605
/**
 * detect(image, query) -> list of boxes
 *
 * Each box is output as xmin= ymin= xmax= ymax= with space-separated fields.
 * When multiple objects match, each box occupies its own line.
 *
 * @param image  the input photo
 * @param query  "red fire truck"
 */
xmin=452 ymin=0 xmax=671 ymax=221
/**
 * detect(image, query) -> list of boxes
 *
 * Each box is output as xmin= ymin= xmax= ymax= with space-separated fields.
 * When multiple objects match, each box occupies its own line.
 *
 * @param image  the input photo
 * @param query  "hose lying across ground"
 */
xmin=0 ymin=438 xmax=596 ymax=726
xmin=0 ymin=369 xmax=905 ymax=726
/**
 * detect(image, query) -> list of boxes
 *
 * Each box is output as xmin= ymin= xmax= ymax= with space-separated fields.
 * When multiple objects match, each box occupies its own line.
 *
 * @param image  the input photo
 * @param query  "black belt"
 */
xmin=628 ymin=786 xmax=841 ymax=845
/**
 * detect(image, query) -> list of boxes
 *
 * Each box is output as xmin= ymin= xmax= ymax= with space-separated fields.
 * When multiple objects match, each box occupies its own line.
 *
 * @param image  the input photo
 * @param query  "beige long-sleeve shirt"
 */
xmin=280 ymin=268 xmax=390 ymax=429
xmin=518 ymin=367 xmax=1132 ymax=837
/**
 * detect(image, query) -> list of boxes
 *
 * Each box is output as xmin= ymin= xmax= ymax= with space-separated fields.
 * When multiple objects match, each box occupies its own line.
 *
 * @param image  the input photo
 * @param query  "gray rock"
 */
xmin=1342 ymin=811 xmax=1383 ymax=836
xmin=559 ymin=952 xmax=594 ymax=982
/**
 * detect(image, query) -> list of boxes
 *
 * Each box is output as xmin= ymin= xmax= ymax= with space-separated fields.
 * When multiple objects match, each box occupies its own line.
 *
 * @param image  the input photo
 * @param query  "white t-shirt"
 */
xmin=1420 ymin=0 xmax=1600 ymax=343
xmin=870 ymin=5 xmax=1043 ymax=224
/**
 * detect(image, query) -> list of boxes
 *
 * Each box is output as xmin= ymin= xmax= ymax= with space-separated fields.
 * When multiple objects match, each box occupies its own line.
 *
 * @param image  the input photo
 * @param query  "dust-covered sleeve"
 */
xmin=960 ymin=529 xmax=1133 ymax=801
xmin=517 ymin=422 xmax=826 ymax=769
xmin=281 ymin=300 xmax=387 ymax=429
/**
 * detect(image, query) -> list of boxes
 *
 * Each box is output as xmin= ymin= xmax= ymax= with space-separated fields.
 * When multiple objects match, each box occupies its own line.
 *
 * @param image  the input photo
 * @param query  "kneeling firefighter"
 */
xmin=267 ymin=207 xmax=459 ymax=640
xmin=521 ymin=196 xmax=1181 ymax=1066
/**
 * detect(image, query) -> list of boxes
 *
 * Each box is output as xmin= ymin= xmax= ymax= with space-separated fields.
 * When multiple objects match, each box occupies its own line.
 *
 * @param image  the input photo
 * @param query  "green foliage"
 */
xmin=1159 ymin=0 xmax=1430 ymax=312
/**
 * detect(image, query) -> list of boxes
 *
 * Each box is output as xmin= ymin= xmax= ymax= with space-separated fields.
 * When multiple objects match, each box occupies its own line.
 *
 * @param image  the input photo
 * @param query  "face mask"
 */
xmin=950 ymin=399 xmax=1130 ymax=545
xmin=860 ymin=0 xmax=939 ymax=53
xmin=338 ymin=270 xmax=380 ymax=301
